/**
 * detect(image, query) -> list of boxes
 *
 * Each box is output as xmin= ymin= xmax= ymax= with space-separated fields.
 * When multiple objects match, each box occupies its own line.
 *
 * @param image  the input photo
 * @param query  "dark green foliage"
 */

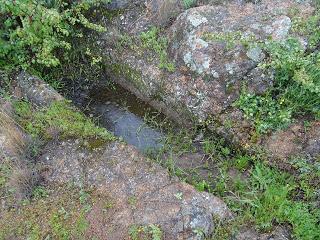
xmin=237 ymin=38 xmax=320 ymax=133
xmin=0 ymin=0 xmax=107 ymax=71
xmin=235 ymin=10 xmax=320 ymax=133
xmin=264 ymin=38 xmax=320 ymax=113
xmin=235 ymin=92 xmax=292 ymax=133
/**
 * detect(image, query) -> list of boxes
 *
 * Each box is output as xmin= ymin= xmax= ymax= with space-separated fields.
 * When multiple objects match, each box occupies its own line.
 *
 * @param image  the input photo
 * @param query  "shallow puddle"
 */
xmin=85 ymin=84 xmax=166 ymax=153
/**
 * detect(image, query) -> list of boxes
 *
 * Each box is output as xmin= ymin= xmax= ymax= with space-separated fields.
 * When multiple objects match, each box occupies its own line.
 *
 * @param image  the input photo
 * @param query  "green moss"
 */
xmin=13 ymin=100 xmax=115 ymax=143
xmin=108 ymin=63 xmax=147 ymax=91
xmin=86 ymin=138 xmax=107 ymax=150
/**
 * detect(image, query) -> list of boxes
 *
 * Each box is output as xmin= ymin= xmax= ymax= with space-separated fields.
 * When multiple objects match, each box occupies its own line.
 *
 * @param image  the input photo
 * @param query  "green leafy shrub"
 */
xmin=0 ymin=0 xmax=107 ymax=71
xmin=235 ymin=92 xmax=292 ymax=133
xmin=265 ymin=40 xmax=319 ymax=111
xmin=237 ymin=37 xmax=320 ymax=133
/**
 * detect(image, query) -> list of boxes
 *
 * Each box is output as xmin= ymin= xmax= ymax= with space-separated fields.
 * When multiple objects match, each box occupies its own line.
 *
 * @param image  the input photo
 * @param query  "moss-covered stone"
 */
xmin=107 ymin=63 xmax=147 ymax=92
xmin=13 ymin=100 xmax=115 ymax=143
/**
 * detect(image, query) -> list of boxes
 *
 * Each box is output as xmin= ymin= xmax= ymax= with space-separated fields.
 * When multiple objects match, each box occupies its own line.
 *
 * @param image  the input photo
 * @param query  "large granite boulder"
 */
xmin=99 ymin=0 xmax=318 ymax=160
xmin=166 ymin=0 xmax=313 ymax=118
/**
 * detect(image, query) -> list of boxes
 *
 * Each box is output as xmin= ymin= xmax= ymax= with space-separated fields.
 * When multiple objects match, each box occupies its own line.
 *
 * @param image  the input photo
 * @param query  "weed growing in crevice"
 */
xmin=140 ymin=27 xmax=175 ymax=72
xmin=183 ymin=0 xmax=197 ymax=9
xmin=129 ymin=224 xmax=163 ymax=240
xmin=32 ymin=186 xmax=49 ymax=200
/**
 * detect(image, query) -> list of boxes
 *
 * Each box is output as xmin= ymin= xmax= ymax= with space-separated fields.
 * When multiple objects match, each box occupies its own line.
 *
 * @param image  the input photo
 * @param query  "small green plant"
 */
xmin=128 ymin=196 xmax=137 ymax=207
xmin=79 ymin=189 xmax=92 ymax=213
xmin=50 ymin=211 xmax=70 ymax=240
xmin=213 ymin=170 xmax=229 ymax=197
xmin=148 ymin=224 xmax=162 ymax=240
xmin=193 ymin=227 xmax=205 ymax=238
xmin=183 ymin=0 xmax=197 ymax=9
xmin=129 ymin=224 xmax=162 ymax=240
xmin=27 ymin=224 xmax=41 ymax=240
xmin=75 ymin=211 xmax=89 ymax=238
xmin=290 ymin=157 xmax=320 ymax=201
xmin=140 ymin=27 xmax=175 ymax=72
xmin=195 ymin=180 xmax=211 ymax=192
xmin=158 ymin=128 xmax=196 ymax=156
xmin=235 ymin=92 xmax=292 ymax=133
xmin=174 ymin=192 xmax=183 ymax=200
xmin=32 ymin=186 xmax=49 ymax=199
xmin=202 ymin=137 xmax=231 ymax=160
xmin=234 ymin=155 xmax=251 ymax=171
xmin=129 ymin=225 xmax=140 ymax=240
xmin=103 ymin=199 xmax=114 ymax=210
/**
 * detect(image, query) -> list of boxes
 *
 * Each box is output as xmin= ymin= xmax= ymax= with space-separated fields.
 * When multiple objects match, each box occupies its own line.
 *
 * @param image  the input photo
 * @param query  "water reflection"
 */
xmin=87 ymin=85 xmax=165 ymax=152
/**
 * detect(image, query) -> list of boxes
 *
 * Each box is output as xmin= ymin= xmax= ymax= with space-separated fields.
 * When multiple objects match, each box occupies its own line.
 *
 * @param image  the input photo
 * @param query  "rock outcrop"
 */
xmin=14 ymin=71 xmax=64 ymax=107
xmin=98 ymin=0 xmax=319 ymax=160
xmin=40 ymin=140 xmax=231 ymax=239
xmin=1 ymin=72 xmax=232 ymax=239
